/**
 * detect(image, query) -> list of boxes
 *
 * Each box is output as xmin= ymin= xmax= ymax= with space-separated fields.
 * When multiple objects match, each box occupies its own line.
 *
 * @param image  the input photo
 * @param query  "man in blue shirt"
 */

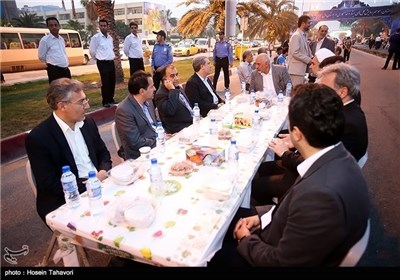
xmin=151 ymin=30 xmax=173 ymax=90
xmin=213 ymin=31 xmax=233 ymax=90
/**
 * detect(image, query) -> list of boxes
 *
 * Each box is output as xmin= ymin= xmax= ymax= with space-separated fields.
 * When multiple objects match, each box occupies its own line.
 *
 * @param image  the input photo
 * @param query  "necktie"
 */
xmin=178 ymin=92 xmax=193 ymax=116
xmin=143 ymin=102 xmax=154 ymax=126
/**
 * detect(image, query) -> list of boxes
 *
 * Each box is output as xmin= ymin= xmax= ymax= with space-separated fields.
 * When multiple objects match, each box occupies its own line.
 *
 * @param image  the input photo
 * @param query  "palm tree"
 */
xmin=12 ymin=12 xmax=46 ymax=28
xmin=351 ymin=18 xmax=373 ymax=38
xmin=81 ymin=0 xmax=98 ymax=36
xmin=177 ymin=0 xmax=226 ymax=37
xmin=237 ymin=0 xmax=297 ymax=44
xmin=68 ymin=0 xmax=124 ymax=83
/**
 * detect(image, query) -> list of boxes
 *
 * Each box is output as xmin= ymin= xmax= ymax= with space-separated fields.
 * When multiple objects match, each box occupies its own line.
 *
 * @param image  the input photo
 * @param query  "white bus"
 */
xmin=0 ymin=27 xmax=88 ymax=73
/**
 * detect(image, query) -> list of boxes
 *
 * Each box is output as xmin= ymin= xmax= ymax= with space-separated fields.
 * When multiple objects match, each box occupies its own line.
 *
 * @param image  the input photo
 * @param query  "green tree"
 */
xmin=12 ymin=12 xmax=46 ymax=28
xmin=237 ymin=0 xmax=297 ymax=44
xmin=115 ymin=21 xmax=130 ymax=39
xmin=63 ymin=19 xmax=84 ymax=31
xmin=81 ymin=0 xmax=98 ymax=36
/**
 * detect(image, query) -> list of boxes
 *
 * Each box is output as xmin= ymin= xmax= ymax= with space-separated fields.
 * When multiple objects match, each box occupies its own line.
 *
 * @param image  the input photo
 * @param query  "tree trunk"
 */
xmin=94 ymin=0 xmax=124 ymax=84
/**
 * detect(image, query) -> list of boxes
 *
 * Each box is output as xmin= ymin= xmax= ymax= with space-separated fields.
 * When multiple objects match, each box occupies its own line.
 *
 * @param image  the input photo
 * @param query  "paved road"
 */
xmin=1 ymin=49 xmax=399 ymax=268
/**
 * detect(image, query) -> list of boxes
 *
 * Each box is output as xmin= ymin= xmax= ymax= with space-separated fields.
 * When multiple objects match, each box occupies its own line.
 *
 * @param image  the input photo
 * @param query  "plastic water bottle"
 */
xmin=209 ymin=118 xmax=217 ymax=135
xmin=149 ymin=158 xmax=164 ymax=198
xmin=277 ymin=90 xmax=284 ymax=103
xmin=86 ymin=171 xmax=104 ymax=216
xmin=286 ymin=81 xmax=292 ymax=97
xmin=60 ymin=165 xmax=80 ymax=208
xmin=250 ymin=89 xmax=256 ymax=105
xmin=252 ymin=109 xmax=261 ymax=131
xmin=156 ymin=122 xmax=165 ymax=153
xmin=193 ymin=103 xmax=201 ymax=127
xmin=224 ymin=89 xmax=231 ymax=111
xmin=241 ymin=80 xmax=246 ymax=94
xmin=228 ymin=140 xmax=239 ymax=186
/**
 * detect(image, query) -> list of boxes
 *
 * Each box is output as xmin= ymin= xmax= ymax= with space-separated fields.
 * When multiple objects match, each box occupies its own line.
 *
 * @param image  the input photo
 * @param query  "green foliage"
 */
xmin=115 ymin=21 xmax=130 ymax=40
xmin=12 ymin=12 xmax=46 ymax=28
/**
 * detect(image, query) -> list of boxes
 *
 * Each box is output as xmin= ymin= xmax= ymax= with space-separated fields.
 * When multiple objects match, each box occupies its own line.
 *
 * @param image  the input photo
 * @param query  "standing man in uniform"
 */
xmin=287 ymin=15 xmax=313 ymax=87
xmin=213 ymin=31 xmax=233 ymax=90
xmin=89 ymin=19 xmax=116 ymax=108
xmin=38 ymin=17 xmax=71 ymax=84
xmin=151 ymin=30 xmax=173 ymax=91
xmin=124 ymin=21 xmax=144 ymax=76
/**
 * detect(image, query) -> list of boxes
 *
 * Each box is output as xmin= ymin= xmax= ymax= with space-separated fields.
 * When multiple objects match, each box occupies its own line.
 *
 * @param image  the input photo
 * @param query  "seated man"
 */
xmin=115 ymin=71 xmax=157 ymax=160
xmin=25 ymin=78 xmax=112 ymax=223
xmin=185 ymin=55 xmax=224 ymax=117
xmin=250 ymin=53 xmax=291 ymax=94
xmin=237 ymin=50 xmax=253 ymax=91
xmin=209 ymin=83 xmax=370 ymax=266
xmin=154 ymin=64 xmax=193 ymax=134
xmin=252 ymin=63 xmax=367 ymax=205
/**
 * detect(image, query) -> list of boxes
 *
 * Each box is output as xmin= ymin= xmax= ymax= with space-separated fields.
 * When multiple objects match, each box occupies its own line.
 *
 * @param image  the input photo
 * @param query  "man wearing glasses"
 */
xmin=124 ymin=21 xmax=145 ymax=76
xmin=154 ymin=64 xmax=193 ymax=134
xmin=25 ymin=78 xmax=112 ymax=223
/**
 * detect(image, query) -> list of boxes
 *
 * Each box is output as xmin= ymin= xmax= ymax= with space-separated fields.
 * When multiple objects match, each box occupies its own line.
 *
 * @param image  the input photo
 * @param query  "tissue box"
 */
xmin=186 ymin=145 xmax=225 ymax=166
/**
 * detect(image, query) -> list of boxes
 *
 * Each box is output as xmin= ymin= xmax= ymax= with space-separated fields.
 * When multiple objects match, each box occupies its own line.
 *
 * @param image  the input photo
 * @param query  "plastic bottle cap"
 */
xmin=151 ymin=158 xmax=158 ymax=164
xmin=62 ymin=165 xmax=70 ymax=172
xmin=231 ymin=140 xmax=236 ymax=144
xmin=194 ymin=103 xmax=199 ymax=106
xmin=88 ymin=171 xmax=96 ymax=178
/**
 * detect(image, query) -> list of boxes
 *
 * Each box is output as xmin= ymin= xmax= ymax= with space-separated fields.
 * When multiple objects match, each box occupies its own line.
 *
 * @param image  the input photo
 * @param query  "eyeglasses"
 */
xmin=62 ymin=97 xmax=89 ymax=106
xmin=169 ymin=73 xmax=179 ymax=78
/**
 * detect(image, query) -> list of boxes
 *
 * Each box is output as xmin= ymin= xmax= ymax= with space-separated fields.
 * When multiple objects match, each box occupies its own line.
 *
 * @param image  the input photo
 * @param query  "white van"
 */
xmin=194 ymin=37 xmax=216 ymax=53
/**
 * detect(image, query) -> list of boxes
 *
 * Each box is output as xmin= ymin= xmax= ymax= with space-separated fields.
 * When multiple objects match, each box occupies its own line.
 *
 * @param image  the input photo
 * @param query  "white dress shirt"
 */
xmin=53 ymin=112 xmax=96 ymax=178
xmin=89 ymin=32 xmax=115 ymax=60
xmin=38 ymin=33 xmax=69 ymax=67
xmin=261 ymin=67 xmax=276 ymax=94
xmin=124 ymin=33 xmax=143 ymax=58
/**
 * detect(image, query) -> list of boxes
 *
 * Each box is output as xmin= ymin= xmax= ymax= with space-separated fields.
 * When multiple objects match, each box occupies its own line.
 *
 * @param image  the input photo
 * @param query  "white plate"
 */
xmin=108 ymin=160 xmax=148 ymax=186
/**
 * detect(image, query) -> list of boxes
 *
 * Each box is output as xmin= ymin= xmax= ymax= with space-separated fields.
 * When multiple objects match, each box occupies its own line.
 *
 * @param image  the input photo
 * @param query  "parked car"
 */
xmin=173 ymin=43 xmax=199 ymax=56
xmin=119 ymin=42 xmax=152 ymax=61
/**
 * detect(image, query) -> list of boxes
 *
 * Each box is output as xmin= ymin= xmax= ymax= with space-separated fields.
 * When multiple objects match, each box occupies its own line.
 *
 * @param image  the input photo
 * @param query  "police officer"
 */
xmin=151 ymin=30 xmax=173 ymax=91
xmin=213 ymin=31 xmax=233 ymax=90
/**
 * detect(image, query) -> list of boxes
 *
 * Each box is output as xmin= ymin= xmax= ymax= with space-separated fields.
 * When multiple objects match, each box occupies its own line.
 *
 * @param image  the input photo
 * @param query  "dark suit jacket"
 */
xmin=185 ymin=73 xmax=224 ymax=117
xmin=249 ymin=65 xmax=291 ymax=93
xmin=238 ymin=143 xmax=370 ymax=266
xmin=342 ymin=100 xmax=368 ymax=161
xmin=154 ymin=84 xmax=193 ymax=134
xmin=25 ymin=115 xmax=112 ymax=223
xmin=310 ymin=37 xmax=336 ymax=55
xmin=115 ymin=95 xmax=157 ymax=160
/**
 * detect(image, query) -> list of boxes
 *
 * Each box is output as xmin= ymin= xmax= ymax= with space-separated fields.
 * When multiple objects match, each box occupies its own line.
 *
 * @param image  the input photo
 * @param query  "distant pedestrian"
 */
xmin=335 ymin=46 xmax=342 ymax=56
xmin=213 ymin=31 xmax=233 ymax=90
xmin=151 ymin=30 xmax=173 ymax=91
xmin=343 ymin=36 xmax=352 ymax=62
xmin=89 ymin=19 xmax=116 ymax=108
xmin=124 ymin=21 xmax=144 ymax=76
xmin=38 ymin=17 xmax=71 ymax=84
xmin=382 ymin=28 xmax=400 ymax=70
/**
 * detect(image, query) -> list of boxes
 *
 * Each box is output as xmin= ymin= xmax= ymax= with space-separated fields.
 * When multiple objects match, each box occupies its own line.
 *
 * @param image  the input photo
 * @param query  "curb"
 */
xmin=1 ymin=105 xmax=116 ymax=165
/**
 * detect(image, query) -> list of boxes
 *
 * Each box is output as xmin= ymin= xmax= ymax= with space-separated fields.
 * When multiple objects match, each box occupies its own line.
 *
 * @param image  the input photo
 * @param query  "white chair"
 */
xmin=358 ymin=151 xmax=368 ymax=168
xmin=111 ymin=122 xmax=124 ymax=162
xmin=25 ymin=160 xmax=90 ymax=266
xmin=340 ymin=219 xmax=370 ymax=267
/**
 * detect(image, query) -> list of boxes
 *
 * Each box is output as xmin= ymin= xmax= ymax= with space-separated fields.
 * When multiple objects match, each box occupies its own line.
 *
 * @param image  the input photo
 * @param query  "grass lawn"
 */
xmin=1 ymin=58 xmax=239 ymax=138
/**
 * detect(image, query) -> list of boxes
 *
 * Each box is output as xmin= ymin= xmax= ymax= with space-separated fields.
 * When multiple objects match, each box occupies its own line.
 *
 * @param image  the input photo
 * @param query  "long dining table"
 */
xmin=46 ymin=95 xmax=289 ymax=267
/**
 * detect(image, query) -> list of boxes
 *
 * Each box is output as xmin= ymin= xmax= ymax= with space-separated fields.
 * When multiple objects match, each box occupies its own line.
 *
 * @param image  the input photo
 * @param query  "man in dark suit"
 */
xmin=185 ymin=55 xmax=224 ymax=117
xmin=382 ymin=27 xmax=400 ymax=70
xmin=252 ymin=63 xmax=368 ymax=205
xmin=209 ymin=83 xmax=370 ymax=266
xmin=250 ymin=53 xmax=291 ymax=94
xmin=25 ymin=78 xmax=112 ymax=223
xmin=308 ymin=25 xmax=336 ymax=82
xmin=115 ymin=71 xmax=157 ymax=160
xmin=154 ymin=64 xmax=193 ymax=134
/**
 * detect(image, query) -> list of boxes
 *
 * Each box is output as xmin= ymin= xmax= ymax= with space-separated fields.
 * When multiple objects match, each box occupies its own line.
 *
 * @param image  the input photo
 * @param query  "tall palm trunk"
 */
xmin=94 ymin=0 xmax=124 ymax=84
